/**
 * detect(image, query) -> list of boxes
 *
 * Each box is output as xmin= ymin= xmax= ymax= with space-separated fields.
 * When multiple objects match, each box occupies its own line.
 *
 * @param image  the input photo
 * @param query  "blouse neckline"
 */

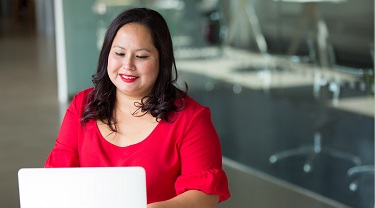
xmin=93 ymin=119 xmax=163 ymax=149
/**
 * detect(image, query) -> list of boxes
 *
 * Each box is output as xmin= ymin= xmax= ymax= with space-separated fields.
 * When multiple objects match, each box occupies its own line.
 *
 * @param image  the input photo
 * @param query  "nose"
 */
xmin=122 ymin=56 xmax=135 ymax=71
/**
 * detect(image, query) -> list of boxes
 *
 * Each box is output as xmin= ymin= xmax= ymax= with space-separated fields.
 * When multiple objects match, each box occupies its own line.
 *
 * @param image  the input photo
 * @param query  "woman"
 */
xmin=45 ymin=8 xmax=230 ymax=207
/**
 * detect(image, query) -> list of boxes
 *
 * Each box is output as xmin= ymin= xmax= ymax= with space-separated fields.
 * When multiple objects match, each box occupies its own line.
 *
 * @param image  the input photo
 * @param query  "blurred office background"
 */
xmin=0 ymin=0 xmax=373 ymax=207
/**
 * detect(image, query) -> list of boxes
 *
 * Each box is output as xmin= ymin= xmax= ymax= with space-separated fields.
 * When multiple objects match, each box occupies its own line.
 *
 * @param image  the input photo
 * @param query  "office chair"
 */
xmin=268 ymin=66 xmax=362 ymax=173
xmin=268 ymin=22 xmax=366 ymax=174
xmin=346 ymin=44 xmax=374 ymax=192
xmin=226 ymin=0 xmax=317 ymax=97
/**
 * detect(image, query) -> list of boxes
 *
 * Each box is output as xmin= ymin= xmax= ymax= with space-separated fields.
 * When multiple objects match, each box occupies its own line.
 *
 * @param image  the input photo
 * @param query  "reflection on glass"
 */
xmin=89 ymin=0 xmax=374 ymax=207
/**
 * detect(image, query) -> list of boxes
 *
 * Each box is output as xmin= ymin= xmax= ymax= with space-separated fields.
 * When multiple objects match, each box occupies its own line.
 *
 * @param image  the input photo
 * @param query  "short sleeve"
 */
xmin=44 ymin=92 xmax=84 ymax=167
xmin=175 ymin=169 xmax=230 ymax=202
xmin=174 ymin=107 xmax=230 ymax=202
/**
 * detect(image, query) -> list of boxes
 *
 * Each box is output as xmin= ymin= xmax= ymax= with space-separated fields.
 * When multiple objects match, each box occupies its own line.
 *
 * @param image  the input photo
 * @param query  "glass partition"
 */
xmin=61 ymin=0 xmax=374 ymax=207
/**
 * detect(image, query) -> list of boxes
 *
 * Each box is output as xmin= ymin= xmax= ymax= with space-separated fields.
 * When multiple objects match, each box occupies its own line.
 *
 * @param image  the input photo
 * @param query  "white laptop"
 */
xmin=18 ymin=167 xmax=147 ymax=208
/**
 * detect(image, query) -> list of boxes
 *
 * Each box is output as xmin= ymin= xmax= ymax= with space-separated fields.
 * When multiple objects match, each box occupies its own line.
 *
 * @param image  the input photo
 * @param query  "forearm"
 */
xmin=147 ymin=190 xmax=219 ymax=208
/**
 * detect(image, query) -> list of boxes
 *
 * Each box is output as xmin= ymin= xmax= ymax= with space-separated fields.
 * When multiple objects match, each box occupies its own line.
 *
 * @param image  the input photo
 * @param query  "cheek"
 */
xmin=145 ymin=64 xmax=159 ymax=80
xmin=146 ymin=59 xmax=159 ymax=76
xmin=107 ymin=58 xmax=113 ymax=71
xmin=107 ymin=58 xmax=119 ymax=73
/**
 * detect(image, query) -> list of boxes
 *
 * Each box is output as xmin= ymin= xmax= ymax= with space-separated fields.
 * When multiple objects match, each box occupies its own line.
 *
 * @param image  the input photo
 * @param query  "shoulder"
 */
xmin=173 ymin=96 xmax=218 ymax=146
xmin=178 ymin=95 xmax=211 ymax=119
xmin=67 ymin=87 xmax=94 ymax=115
xmin=71 ymin=87 xmax=94 ymax=105
xmin=183 ymin=96 xmax=207 ymax=111
xmin=74 ymin=87 xmax=94 ymax=100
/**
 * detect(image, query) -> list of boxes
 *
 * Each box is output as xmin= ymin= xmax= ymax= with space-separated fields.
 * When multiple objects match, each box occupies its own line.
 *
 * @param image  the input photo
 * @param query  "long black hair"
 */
xmin=81 ymin=8 xmax=187 ymax=131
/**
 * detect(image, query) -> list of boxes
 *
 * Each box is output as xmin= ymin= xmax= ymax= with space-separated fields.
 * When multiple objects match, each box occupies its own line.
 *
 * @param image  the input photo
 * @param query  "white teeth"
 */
xmin=121 ymin=75 xmax=136 ymax=79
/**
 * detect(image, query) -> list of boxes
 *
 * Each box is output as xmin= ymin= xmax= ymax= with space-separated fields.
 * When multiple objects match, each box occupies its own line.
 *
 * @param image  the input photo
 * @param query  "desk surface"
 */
xmin=328 ymin=96 xmax=374 ymax=117
xmin=176 ymin=46 xmax=374 ymax=117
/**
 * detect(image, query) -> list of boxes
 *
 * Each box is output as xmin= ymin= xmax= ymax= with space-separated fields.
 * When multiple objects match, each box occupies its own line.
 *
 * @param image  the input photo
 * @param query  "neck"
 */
xmin=115 ymin=91 xmax=148 ymax=116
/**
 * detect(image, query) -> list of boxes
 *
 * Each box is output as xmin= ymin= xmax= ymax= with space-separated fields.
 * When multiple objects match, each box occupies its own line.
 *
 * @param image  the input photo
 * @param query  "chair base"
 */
xmin=269 ymin=132 xmax=362 ymax=173
xmin=347 ymin=165 xmax=374 ymax=191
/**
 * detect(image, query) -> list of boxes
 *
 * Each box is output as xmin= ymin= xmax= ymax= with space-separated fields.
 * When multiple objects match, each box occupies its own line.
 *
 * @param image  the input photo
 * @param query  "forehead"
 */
xmin=113 ymin=23 xmax=153 ymax=43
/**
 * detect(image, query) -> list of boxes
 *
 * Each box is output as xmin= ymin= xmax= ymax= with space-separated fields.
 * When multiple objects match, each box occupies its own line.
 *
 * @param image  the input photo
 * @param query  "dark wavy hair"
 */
xmin=81 ymin=8 xmax=187 ymax=131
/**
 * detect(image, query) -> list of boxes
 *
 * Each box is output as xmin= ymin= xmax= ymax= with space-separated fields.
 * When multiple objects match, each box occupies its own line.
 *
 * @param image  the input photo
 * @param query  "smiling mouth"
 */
xmin=120 ymin=74 xmax=138 ymax=83
xmin=121 ymin=75 xmax=137 ymax=80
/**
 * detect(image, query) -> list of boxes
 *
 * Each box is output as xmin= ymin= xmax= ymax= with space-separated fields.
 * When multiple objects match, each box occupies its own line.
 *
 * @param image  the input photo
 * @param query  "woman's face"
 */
xmin=107 ymin=23 xmax=159 ymax=99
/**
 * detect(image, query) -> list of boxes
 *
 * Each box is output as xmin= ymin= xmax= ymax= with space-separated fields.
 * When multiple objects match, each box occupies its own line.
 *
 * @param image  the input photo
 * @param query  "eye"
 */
xmin=136 ymin=55 xmax=148 ymax=59
xmin=115 ymin=52 xmax=125 ymax=56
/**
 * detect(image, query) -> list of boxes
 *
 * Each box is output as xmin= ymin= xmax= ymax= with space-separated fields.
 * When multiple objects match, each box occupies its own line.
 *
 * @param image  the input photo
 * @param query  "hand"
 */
xmin=147 ymin=190 xmax=219 ymax=208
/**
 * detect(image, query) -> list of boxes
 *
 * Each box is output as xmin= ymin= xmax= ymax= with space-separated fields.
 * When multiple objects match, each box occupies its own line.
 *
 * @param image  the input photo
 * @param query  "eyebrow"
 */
xmin=112 ymin=45 xmax=152 ymax=52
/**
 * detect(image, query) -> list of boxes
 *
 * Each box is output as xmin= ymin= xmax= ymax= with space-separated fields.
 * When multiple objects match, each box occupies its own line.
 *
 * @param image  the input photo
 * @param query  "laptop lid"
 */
xmin=18 ymin=167 xmax=147 ymax=208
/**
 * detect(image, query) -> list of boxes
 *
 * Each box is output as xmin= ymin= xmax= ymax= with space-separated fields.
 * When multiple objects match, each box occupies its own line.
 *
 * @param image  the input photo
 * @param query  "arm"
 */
xmin=147 ymin=190 xmax=219 ymax=208
xmin=45 ymin=93 xmax=82 ymax=167
xmin=149 ymin=106 xmax=228 ymax=207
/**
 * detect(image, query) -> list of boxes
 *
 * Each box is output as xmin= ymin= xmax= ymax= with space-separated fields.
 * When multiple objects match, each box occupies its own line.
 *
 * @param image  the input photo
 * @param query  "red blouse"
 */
xmin=45 ymin=88 xmax=230 ymax=204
